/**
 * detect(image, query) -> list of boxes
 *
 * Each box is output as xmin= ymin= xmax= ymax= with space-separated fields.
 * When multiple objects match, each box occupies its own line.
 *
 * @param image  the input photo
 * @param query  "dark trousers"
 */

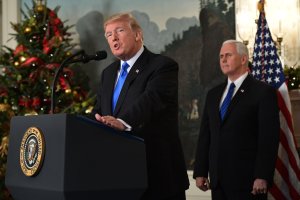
xmin=140 ymin=191 xmax=186 ymax=200
xmin=211 ymin=184 xmax=267 ymax=200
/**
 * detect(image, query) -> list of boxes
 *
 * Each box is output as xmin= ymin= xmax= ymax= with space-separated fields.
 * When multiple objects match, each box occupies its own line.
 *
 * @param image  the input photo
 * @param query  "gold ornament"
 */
xmin=24 ymin=110 xmax=38 ymax=116
xmin=85 ymin=106 xmax=94 ymax=114
xmin=35 ymin=4 xmax=45 ymax=12
xmin=19 ymin=56 xmax=27 ymax=63
xmin=65 ymin=89 xmax=72 ymax=94
xmin=0 ymin=104 xmax=10 ymax=112
xmin=66 ymin=51 xmax=72 ymax=56
xmin=14 ymin=61 xmax=20 ymax=67
xmin=0 ymin=136 xmax=9 ymax=157
xmin=24 ymin=27 xmax=32 ymax=33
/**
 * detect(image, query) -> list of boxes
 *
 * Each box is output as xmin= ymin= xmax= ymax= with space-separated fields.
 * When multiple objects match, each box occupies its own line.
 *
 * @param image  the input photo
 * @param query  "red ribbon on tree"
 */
xmin=21 ymin=57 xmax=44 ymax=67
xmin=14 ymin=45 xmax=27 ymax=56
xmin=48 ymin=9 xmax=63 ymax=36
xmin=18 ymin=96 xmax=41 ymax=108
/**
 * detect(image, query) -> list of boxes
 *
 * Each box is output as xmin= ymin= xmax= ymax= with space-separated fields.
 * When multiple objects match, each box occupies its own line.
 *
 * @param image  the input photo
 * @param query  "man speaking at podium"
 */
xmin=92 ymin=12 xmax=189 ymax=200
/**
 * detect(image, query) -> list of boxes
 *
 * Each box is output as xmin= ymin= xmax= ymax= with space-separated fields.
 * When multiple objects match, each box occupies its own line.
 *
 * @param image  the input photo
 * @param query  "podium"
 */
xmin=5 ymin=114 xmax=147 ymax=200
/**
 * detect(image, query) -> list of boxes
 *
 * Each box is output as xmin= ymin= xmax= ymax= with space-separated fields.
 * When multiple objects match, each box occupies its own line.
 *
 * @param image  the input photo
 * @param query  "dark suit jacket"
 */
xmin=193 ymin=75 xmax=280 ymax=191
xmin=92 ymin=47 xmax=189 ymax=198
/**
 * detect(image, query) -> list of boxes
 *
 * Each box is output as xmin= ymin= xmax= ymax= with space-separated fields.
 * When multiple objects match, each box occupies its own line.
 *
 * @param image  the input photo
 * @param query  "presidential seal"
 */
xmin=20 ymin=127 xmax=45 ymax=177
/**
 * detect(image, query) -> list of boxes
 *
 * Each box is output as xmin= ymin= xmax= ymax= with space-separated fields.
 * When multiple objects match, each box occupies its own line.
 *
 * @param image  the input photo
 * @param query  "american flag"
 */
xmin=251 ymin=3 xmax=300 ymax=200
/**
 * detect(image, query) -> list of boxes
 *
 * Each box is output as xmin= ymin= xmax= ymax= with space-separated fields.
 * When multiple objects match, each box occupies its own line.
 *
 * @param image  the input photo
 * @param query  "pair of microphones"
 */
xmin=51 ymin=50 xmax=107 ymax=113
xmin=66 ymin=50 xmax=107 ymax=64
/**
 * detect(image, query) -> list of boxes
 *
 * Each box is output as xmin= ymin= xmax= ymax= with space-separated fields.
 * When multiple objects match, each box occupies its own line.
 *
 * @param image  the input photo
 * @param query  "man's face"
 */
xmin=219 ymin=43 xmax=246 ymax=80
xmin=105 ymin=20 xmax=142 ymax=60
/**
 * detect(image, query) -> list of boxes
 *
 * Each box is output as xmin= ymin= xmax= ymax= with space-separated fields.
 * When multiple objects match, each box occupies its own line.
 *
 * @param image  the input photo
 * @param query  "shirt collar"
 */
xmin=120 ymin=46 xmax=144 ymax=70
xmin=227 ymin=72 xmax=248 ymax=90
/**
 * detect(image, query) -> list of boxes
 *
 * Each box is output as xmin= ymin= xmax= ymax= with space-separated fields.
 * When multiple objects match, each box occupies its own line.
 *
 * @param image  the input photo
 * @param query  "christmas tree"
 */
xmin=0 ymin=1 xmax=95 ymax=199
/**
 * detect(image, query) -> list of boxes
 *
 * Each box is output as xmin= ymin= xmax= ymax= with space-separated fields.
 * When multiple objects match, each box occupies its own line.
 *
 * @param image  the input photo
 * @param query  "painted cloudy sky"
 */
xmin=23 ymin=0 xmax=200 ymax=52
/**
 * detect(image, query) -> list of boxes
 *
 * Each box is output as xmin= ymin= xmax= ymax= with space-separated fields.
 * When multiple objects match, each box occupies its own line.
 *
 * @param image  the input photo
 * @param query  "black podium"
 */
xmin=5 ymin=114 xmax=147 ymax=200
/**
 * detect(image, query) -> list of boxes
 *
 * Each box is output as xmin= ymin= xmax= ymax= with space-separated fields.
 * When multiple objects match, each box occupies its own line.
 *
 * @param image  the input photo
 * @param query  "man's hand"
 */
xmin=196 ymin=177 xmax=210 ymax=191
xmin=251 ymin=178 xmax=268 ymax=195
xmin=95 ymin=113 xmax=125 ymax=131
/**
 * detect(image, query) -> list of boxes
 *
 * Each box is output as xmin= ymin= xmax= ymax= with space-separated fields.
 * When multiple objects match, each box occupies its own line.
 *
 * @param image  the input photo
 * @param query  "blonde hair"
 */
xmin=104 ymin=12 xmax=142 ymax=33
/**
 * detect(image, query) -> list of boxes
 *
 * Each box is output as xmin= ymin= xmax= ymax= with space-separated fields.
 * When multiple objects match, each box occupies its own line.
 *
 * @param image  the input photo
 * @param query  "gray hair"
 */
xmin=222 ymin=39 xmax=249 ymax=66
xmin=222 ymin=40 xmax=249 ymax=57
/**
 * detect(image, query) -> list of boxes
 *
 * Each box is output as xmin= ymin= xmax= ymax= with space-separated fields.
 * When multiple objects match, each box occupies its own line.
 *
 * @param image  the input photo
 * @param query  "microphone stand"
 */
xmin=50 ymin=50 xmax=85 ymax=114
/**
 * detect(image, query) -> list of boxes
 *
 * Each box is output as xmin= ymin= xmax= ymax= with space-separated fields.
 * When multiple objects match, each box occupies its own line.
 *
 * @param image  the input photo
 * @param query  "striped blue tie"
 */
xmin=112 ymin=62 xmax=129 ymax=112
xmin=220 ymin=82 xmax=235 ymax=120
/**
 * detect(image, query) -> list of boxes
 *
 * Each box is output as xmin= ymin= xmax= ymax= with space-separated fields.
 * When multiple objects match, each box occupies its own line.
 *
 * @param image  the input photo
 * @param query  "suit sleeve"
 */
xmin=193 ymin=94 xmax=210 ymax=179
xmin=254 ymin=86 xmax=280 ymax=185
xmin=91 ymin=71 xmax=105 ymax=118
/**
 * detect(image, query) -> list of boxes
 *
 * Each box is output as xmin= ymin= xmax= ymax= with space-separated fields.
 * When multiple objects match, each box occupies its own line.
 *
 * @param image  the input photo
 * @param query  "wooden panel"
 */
xmin=289 ymin=89 xmax=300 ymax=150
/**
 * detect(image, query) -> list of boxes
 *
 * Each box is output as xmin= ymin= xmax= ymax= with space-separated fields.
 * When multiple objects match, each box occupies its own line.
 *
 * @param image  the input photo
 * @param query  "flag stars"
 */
xmin=274 ymin=76 xmax=280 ymax=83
xmin=252 ymin=61 xmax=257 ymax=67
xmin=265 ymin=42 xmax=270 ymax=47
xmin=270 ymin=50 xmax=275 ymax=56
xmin=253 ymin=52 xmax=257 ymax=58
xmin=257 ymin=60 xmax=261 ymax=66
xmin=276 ymin=59 xmax=281 ymax=65
xmin=264 ymin=51 xmax=269 ymax=57
xmin=268 ymin=68 xmax=274 ymax=74
xmin=267 ymin=77 xmax=272 ymax=83
xmin=258 ymin=52 xmax=262 ymax=57
xmin=276 ymin=68 xmax=281 ymax=74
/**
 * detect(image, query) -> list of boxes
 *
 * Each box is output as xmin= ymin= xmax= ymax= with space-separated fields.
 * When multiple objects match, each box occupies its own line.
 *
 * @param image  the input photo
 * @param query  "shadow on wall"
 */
xmin=76 ymin=11 xmax=114 ymax=93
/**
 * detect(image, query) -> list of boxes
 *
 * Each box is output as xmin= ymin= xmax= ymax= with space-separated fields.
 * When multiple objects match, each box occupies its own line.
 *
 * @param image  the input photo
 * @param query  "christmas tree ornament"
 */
xmin=14 ymin=61 xmax=20 ymax=67
xmin=24 ymin=27 xmax=32 ymax=33
xmin=0 ymin=104 xmax=10 ymax=112
xmin=24 ymin=109 xmax=38 ymax=116
xmin=19 ymin=56 xmax=27 ymax=63
xmin=35 ymin=4 xmax=46 ymax=13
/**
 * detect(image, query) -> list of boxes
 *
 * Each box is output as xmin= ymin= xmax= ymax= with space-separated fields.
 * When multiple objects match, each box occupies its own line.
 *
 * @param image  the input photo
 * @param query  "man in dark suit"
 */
xmin=193 ymin=40 xmax=280 ymax=200
xmin=92 ymin=12 xmax=189 ymax=200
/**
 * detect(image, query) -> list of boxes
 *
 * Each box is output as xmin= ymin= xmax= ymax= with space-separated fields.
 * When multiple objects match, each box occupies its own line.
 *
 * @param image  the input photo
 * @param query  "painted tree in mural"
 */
xmin=0 ymin=2 xmax=95 ymax=199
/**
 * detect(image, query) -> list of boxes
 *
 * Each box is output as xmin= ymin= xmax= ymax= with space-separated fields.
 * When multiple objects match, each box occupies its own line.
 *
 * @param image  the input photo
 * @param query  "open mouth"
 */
xmin=113 ymin=43 xmax=119 ymax=49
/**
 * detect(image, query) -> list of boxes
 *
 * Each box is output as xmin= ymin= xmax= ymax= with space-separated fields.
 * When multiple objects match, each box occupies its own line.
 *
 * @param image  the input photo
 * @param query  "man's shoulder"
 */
xmin=143 ymin=47 xmax=177 ymax=64
xmin=248 ymin=76 xmax=276 ymax=92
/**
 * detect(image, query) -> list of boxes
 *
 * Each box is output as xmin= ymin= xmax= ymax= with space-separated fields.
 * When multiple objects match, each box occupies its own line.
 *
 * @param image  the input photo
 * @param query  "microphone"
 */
xmin=67 ymin=51 xmax=107 ymax=64
xmin=50 ymin=49 xmax=107 ymax=114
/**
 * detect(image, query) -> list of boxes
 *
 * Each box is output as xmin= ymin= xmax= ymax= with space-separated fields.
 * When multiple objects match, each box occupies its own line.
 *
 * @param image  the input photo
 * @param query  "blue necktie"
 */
xmin=112 ymin=62 xmax=129 ymax=112
xmin=220 ymin=82 xmax=235 ymax=120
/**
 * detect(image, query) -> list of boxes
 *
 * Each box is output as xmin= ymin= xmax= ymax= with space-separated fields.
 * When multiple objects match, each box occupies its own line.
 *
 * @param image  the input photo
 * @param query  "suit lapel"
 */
xmin=113 ymin=48 xmax=150 ymax=115
xmin=103 ymin=62 xmax=119 ymax=115
xmin=215 ymin=82 xmax=227 ymax=125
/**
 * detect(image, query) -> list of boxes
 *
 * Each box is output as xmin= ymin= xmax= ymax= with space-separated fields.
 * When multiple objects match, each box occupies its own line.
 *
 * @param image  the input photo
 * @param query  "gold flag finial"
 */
xmin=257 ymin=0 xmax=265 ymax=13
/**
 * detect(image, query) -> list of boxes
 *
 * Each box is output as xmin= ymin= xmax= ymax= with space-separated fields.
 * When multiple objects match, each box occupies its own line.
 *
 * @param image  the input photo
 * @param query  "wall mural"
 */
xmin=23 ymin=0 xmax=235 ymax=169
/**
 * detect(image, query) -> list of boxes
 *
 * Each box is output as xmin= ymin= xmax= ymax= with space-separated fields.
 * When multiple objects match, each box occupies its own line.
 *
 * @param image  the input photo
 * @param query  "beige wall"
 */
xmin=1 ymin=0 xmax=20 ymax=48
xmin=0 ymin=0 xmax=2 ymax=46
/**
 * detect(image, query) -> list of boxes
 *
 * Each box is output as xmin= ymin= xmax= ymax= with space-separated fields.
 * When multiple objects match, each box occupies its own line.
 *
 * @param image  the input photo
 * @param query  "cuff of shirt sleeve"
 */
xmin=117 ymin=118 xmax=132 ymax=131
